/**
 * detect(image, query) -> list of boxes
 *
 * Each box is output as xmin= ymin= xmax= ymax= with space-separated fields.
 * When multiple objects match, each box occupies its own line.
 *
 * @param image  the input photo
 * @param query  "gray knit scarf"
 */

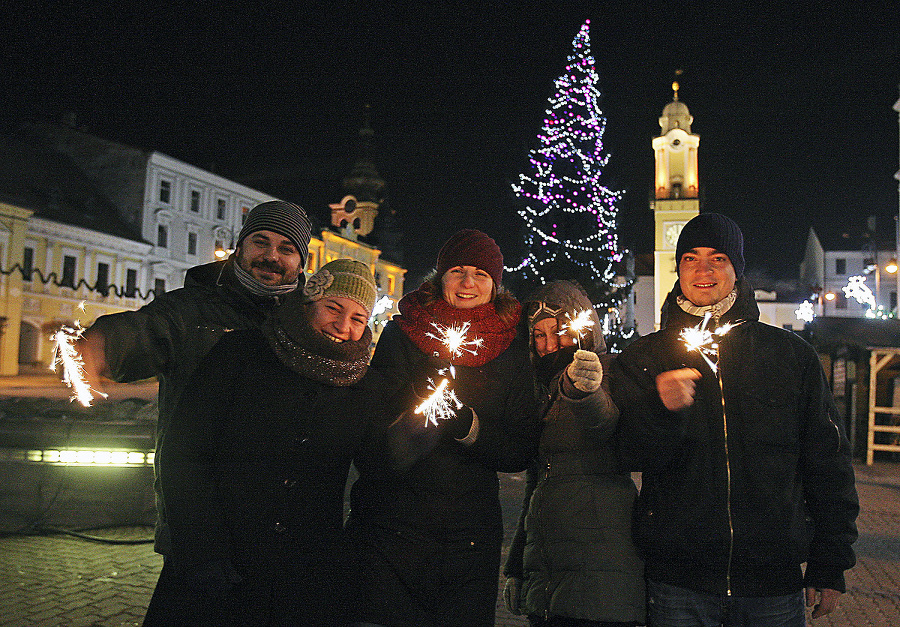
xmin=676 ymin=288 xmax=738 ymax=326
xmin=261 ymin=314 xmax=371 ymax=386
xmin=233 ymin=257 xmax=299 ymax=298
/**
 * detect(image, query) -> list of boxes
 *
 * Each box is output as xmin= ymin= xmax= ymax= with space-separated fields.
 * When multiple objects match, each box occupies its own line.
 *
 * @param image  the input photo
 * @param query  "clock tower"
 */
xmin=652 ymin=81 xmax=700 ymax=327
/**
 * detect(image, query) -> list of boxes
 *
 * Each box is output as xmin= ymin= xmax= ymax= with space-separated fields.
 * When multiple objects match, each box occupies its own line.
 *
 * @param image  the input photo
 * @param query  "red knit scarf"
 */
xmin=395 ymin=289 xmax=520 ymax=367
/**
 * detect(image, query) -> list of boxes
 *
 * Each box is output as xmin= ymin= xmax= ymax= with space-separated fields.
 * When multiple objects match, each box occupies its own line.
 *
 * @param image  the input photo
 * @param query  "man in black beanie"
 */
xmin=71 ymin=199 xmax=312 ymax=565
xmin=611 ymin=212 xmax=858 ymax=625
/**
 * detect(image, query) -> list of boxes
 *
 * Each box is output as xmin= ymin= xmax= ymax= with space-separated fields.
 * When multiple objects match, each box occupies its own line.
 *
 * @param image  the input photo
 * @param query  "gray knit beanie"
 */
xmin=237 ymin=200 xmax=312 ymax=265
xmin=675 ymin=212 xmax=745 ymax=279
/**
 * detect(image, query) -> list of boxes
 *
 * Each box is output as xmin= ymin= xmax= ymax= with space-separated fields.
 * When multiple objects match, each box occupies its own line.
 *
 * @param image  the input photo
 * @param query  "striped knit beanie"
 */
xmin=237 ymin=200 xmax=312 ymax=265
xmin=303 ymin=259 xmax=378 ymax=317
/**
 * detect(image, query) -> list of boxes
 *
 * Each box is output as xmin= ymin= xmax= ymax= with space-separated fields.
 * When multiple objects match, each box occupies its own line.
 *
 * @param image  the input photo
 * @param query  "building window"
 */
xmin=388 ymin=275 xmax=396 ymax=294
xmin=217 ymin=198 xmax=227 ymax=220
xmin=157 ymin=224 xmax=168 ymax=248
xmin=835 ymin=293 xmax=847 ymax=310
xmin=242 ymin=206 xmax=250 ymax=224
xmin=125 ymin=268 xmax=138 ymax=298
xmin=159 ymin=180 xmax=171 ymax=204
xmin=95 ymin=262 xmax=109 ymax=296
xmin=154 ymin=278 xmax=166 ymax=297
xmin=835 ymin=258 xmax=846 ymax=275
xmin=22 ymin=247 xmax=34 ymax=281
xmin=306 ymin=251 xmax=316 ymax=272
xmin=61 ymin=255 xmax=76 ymax=288
xmin=190 ymin=190 xmax=200 ymax=213
xmin=187 ymin=232 xmax=197 ymax=256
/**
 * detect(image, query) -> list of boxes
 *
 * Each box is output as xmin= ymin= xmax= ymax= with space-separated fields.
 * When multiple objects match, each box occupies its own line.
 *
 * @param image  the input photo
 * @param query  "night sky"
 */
xmin=2 ymin=3 xmax=898 ymax=288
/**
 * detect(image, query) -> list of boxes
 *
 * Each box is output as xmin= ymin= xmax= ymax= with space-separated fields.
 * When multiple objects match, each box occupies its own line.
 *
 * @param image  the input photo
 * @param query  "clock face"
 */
xmin=665 ymin=223 xmax=684 ymax=246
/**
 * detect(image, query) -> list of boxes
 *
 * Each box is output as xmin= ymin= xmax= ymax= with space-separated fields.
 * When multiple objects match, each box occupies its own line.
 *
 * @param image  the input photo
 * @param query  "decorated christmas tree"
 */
xmin=507 ymin=19 xmax=633 ymax=344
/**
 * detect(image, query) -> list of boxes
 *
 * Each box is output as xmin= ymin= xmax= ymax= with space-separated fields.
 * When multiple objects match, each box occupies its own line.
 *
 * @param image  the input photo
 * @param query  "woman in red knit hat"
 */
xmin=348 ymin=229 xmax=542 ymax=627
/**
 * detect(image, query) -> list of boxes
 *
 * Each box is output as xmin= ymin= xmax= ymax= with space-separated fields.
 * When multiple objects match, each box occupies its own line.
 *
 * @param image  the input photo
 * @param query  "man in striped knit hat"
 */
xmin=72 ymin=200 xmax=312 ymax=564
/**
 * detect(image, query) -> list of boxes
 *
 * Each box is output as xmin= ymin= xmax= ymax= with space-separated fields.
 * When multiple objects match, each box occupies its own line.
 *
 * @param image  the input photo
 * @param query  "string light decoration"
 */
xmin=507 ymin=19 xmax=633 ymax=342
xmin=0 ymin=262 xmax=162 ymax=302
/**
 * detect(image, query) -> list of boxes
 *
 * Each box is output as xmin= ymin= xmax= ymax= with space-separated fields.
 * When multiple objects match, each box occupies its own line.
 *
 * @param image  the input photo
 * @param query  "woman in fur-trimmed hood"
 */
xmin=503 ymin=279 xmax=646 ymax=626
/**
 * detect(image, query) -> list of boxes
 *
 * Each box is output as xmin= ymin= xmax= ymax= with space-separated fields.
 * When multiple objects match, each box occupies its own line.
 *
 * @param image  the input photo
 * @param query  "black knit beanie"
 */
xmin=237 ymin=200 xmax=312 ymax=265
xmin=675 ymin=212 xmax=745 ymax=279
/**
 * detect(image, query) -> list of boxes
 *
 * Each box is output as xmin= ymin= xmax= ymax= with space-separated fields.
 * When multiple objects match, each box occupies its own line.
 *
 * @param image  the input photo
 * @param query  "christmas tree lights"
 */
xmin=508 ymin=20 xmax=633 ymax=343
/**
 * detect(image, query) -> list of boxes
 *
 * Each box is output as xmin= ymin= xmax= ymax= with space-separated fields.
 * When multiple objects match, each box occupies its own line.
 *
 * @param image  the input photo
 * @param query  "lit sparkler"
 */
xmin=678 ymin=312 xmax=739 ymax=375
xmin=426 ymin=321 xmax=484 ymax=361
xmin=560 ymin=309 xmax=594 ymax=349
xmin=50 ymin=323 xmax=107 ymax=407
xmin=414 ymin=376 xmax=464 ymax=427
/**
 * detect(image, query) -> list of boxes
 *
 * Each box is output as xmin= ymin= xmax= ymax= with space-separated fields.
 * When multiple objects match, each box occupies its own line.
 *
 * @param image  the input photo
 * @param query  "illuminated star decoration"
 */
xmin=678 ymin=312 xmax=740 ymax=375
xmin=425 ymin=322 xmax=484 ymax=362
xmin=414 ymin=376 xmax=464 ymax=428
xmin=795 ymin=300 xmax=815 ymax=323
xmin=50 ymin=323 xmax=107 ymax=407
xmin=843 ymin=275 xmax=876 ymax=311
xmin=560 ymin=309 xmax=594 ymax=350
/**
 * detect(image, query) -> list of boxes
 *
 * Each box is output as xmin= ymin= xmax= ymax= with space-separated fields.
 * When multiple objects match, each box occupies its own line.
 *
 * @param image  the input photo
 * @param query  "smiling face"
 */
xmin=441 ymin=265 xmax=494 ymax=309
xmin=308 ymin=296 xmax=369 ymax=343
xmin=678 ymin=246 xmax=737 ymax=307
xmin=532 ymin=317 xmax=576 ymax=357
xmin=236 ymin=230 xmax=303 ymax=286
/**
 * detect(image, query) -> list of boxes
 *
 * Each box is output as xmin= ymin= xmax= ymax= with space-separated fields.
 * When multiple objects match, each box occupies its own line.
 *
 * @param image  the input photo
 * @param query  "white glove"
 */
xmin=567 ymin=349 xmax=603 ymax=393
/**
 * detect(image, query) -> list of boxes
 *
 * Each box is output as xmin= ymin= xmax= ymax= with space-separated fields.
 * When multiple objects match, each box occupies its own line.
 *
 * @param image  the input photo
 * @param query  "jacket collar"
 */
xmin=660 ymin=277 xmax=760 ymax=330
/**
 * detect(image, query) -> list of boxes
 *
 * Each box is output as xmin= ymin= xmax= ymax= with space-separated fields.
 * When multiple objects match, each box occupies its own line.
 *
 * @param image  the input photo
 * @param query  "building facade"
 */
xmin=0 ymin=121 xmax=405 ymax=375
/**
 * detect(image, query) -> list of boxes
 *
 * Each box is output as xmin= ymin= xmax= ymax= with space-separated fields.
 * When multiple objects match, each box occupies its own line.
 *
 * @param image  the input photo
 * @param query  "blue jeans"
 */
xmin=647 ymin=580 xmax=806 ymax=627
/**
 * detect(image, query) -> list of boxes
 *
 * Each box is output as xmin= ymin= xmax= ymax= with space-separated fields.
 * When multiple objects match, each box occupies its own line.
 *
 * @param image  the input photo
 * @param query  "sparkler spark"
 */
xmin=678 ymin=312 xmax=739 ymax=375
xmin=50 ymin=323 xmax=107 ymax=407
xmin=560 ymin=309 xmax=594 ymax=349
xmin=414 ymin=377 xmax=464 ymax=427
xmin=426 ymin=322 xmax=484 ymax=361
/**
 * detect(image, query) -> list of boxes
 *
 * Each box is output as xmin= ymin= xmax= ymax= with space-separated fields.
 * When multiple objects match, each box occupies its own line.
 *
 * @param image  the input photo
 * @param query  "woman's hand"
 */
xmin=566 ymin=349 xmax=603 ymax=393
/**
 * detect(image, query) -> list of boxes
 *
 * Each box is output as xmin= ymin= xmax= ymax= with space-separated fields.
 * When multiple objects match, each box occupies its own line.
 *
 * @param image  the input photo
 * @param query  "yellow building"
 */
xmin=652 ymin=81 xmax=701 ymax=328
xmin=1 ymin=122 xmax=405 ymax=375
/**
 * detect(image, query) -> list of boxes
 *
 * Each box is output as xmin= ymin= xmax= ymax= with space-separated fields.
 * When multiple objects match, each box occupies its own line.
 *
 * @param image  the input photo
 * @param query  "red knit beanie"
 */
xmin=435 ymin=229 xmax=503 ymax=287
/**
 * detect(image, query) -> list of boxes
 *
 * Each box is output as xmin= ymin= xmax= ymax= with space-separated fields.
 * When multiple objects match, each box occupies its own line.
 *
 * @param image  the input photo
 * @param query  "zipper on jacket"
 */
xmin=717 ymin=364 xmax=735 ymax=596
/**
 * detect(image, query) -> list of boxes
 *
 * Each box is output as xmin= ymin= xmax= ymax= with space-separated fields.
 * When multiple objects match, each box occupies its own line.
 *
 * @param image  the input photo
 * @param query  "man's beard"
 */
xmin=251 ymin=259 xmax=287 ymax=282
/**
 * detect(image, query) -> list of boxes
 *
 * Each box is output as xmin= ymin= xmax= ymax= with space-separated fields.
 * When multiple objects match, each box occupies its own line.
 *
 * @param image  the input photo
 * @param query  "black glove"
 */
xmin=443 ymin=405 xmax=475 ymax=441
xmin=185 ymin=559 xmax=242 ymax=593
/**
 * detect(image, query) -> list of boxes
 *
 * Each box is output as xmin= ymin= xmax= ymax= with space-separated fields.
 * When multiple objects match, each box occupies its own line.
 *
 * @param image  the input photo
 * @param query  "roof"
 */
xmin=805 ymin=316 xmax=900 ymax=350
xmin=0 ymin=133 xmax=145 ymax=242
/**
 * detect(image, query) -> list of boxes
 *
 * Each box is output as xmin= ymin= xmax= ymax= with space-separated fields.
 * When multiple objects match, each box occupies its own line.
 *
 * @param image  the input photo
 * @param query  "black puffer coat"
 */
xmin=153 ymin=329 xmax=376 ymax=626
xmin=611 ymin=278 xmax=859 ymax=597
xmin=504 ymin=280 xmax=645 ymax=623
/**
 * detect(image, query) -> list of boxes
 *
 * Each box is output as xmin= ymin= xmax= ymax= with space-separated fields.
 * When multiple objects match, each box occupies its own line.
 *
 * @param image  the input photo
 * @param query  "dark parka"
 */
xmin=154 ymin=329 xmax=376 ymax=626
xmin=504 ymin=280 xmax=645 ymax=624
xmin=611 ymin=278 xmax=859 ymax=598
xmin=348 ymin=319 xmax=542 ymax=627
xmin=87 ymin=258 xmax=288 ymax=554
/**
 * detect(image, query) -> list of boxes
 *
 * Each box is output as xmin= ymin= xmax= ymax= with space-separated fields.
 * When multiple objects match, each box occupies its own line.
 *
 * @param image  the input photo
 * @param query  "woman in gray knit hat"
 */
xmin=146 ymin=260 xmax=379 ymax=626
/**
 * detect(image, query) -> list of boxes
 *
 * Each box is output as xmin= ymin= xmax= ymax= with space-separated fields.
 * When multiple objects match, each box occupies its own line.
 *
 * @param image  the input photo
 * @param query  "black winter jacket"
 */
xmin=157 ymin=329 xmax=376 ymax=625
xmin=90 ymin=259 xmax=287 ymax=555
xmin=347 ymin=319 xmax=541 ymax=626
xmin=611 ymin=278 xmax=858 ymax=597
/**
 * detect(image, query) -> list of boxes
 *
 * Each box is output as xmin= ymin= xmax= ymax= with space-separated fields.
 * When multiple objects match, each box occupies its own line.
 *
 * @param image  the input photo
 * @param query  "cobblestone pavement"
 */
xmin=1 ymin=462 xmax=897 ymax=626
